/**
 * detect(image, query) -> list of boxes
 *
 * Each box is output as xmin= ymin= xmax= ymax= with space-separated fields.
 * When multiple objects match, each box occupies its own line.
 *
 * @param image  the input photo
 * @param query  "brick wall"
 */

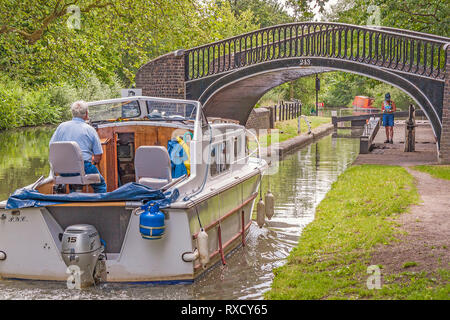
xmin=245 ymin=107 xmax=270 ymax=130
xmin=135 ymin=50 xmax=185 ymax=99
xmin=439 ymin=48 xmax=450 ymax=164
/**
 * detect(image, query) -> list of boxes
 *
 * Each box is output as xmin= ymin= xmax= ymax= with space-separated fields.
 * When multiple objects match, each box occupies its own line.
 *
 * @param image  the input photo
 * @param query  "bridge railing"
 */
xmin=185 ymin=22 xmax=449 ymax=81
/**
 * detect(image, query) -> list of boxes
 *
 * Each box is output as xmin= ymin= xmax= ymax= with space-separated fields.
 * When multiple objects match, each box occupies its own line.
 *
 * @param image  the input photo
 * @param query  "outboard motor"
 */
xmin=61 ymin=224 xmax=106 ymax=288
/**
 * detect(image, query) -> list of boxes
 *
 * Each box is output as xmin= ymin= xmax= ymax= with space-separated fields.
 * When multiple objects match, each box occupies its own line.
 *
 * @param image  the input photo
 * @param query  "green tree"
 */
xmin=224 ymin=0 xmax=295 ymax=27
xmin=323 ymin=0 xmax=449 ymax=36
xmin=0 ymin=0 xmax=259 ymax=87
xmin=0 ymin=0 xmax=259 ymax=129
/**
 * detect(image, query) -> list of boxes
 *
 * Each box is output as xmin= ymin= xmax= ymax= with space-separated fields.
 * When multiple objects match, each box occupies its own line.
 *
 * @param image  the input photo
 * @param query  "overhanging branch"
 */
xmin=1 ymin=1 xmax=116 ymax=45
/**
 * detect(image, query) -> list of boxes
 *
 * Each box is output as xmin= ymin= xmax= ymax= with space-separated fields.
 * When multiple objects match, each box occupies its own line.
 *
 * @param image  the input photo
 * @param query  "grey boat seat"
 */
xmin=49 ymin=141 xmax=101 ymax=186
xmin=135 ymin=146 xmax=172 ymax=189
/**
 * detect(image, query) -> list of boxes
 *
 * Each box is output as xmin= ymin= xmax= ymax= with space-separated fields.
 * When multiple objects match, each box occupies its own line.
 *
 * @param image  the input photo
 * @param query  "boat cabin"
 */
xmin=35 ymin=96 xmax=251 ymax=197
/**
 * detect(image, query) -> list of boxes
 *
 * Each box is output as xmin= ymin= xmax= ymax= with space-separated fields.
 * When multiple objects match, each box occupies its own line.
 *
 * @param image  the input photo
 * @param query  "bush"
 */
xmin=0 ymin=77 xmax=21 ymax=129
xmin=0 ymin=73 xmax=123 ymax=130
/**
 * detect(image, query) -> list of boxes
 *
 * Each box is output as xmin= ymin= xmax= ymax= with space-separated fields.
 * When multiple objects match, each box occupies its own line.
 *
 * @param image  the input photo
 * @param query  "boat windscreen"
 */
xmin=146 ymin=101 xmax=197 ymax=121
xmin=89 ymin=100 xmax=141 ymax=122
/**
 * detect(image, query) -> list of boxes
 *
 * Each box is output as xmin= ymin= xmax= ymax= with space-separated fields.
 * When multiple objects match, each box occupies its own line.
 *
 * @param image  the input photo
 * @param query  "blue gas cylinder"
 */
xmin=139 ymin=202 xmax=165 ymax=240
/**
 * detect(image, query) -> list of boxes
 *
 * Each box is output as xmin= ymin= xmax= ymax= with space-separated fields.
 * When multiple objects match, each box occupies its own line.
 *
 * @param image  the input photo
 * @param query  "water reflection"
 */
xmin=0 ymin=129 xmax=359 ymax=300
xmin=0 ymin=126 xmax=54 ymax=199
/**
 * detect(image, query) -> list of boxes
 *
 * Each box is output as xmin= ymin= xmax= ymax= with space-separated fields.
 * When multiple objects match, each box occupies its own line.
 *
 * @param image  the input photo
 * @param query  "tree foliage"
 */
xmin=1 ymin=0 xmax=447 ymax=129
xmin=224 ymin=0 xmax=295 ymax=27
xmin=0 ymin=0 xmax=259 ymax=86
xmin=323 ymin=0 xmax=449 ymax=36
xmin=0 ymin=0 xmax=259 ymax=129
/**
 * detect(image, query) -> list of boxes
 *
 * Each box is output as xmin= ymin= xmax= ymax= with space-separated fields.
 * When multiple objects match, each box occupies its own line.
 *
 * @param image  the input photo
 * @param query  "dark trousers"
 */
xmin=83 ymin=161 xmax=107 ymax=193
xmin=61 ymin=161 xmax=107 ymax=193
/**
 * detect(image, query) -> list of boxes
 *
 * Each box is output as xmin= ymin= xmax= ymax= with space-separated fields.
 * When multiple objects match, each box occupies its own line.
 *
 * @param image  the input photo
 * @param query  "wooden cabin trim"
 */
xmin=96 ymin=123 xmax=192 ymax=192
xmin=48 ymin=202 xmax=127 ymax=207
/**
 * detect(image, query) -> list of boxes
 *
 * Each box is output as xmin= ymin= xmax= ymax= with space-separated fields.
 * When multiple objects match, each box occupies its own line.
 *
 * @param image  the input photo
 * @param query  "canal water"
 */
xmin=0 ymin=127 xmax=359 ymax=300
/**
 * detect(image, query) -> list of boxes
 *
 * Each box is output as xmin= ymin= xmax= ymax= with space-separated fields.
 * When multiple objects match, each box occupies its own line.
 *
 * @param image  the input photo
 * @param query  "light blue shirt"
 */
xmin=49 ymin=118 xmax=103 ymax=161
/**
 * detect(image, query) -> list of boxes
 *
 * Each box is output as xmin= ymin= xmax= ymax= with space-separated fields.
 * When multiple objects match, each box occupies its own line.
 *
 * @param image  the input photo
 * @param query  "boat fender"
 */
xmin=257 ymin=199 xmax=265 ymax=228
xmin=139 ymin=202 xmax=165 ymax=240
xmin=197 ymin=228 xmax=209 ymax=268
xmin=265 ymin=190 xmax=275 ymax=220
xmin=176 ymin=136 xmax=190 ymax=175
xmin=181 ymin=249 xmax=199 ymax=262
xmin=0 ymin=251 xmax=6 ymax=261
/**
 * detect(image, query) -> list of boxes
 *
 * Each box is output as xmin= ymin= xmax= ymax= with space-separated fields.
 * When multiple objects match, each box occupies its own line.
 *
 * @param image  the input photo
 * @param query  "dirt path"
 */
xmin=354 ymin=121 xmax=449 ymax=277
xmin=370 ymin=168 xmax=450 ymax=275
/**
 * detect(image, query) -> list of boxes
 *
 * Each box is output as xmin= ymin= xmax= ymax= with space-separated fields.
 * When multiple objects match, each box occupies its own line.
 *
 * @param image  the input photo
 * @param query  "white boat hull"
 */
xmin=0 ymin=173 xmax=260 ymax=283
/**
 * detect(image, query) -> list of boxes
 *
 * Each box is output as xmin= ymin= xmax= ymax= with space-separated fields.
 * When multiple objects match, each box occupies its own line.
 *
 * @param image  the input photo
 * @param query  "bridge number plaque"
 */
xmin=298 ymin=58 xmax=311 ymax=66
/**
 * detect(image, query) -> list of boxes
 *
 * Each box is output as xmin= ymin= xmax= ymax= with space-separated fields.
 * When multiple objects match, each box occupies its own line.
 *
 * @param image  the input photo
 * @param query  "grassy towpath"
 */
xmin=411 ymin=165 xmax=450 ymax=180
xmin=265 ymin=164 xmax=450 ymax=300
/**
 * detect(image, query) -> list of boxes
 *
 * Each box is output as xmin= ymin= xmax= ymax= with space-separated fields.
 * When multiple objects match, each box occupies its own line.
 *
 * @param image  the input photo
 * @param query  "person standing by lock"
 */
xmin=381 ymin=93 xmax=396 ymax=144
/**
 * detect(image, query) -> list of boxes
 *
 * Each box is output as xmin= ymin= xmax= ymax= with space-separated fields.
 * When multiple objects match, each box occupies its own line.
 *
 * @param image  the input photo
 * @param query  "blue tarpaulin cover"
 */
xmin=167 ymin=139 xmax=188 ymax=178
xmin=6 ymin=182 xmax=179 ymax=209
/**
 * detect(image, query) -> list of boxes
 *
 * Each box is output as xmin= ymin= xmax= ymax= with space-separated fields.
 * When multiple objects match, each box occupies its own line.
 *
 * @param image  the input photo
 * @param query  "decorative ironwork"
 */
xmin=185 ymin=22 xmax=450 ymax=81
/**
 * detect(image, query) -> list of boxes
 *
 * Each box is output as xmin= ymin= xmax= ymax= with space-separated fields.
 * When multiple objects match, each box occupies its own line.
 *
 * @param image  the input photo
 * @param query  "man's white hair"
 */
xmin=71 ymin=100 xmax=88 ymax=118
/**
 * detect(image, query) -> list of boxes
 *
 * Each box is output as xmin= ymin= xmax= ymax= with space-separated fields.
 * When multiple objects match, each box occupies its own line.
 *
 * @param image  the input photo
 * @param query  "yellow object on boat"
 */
xmin=176 ymin=136 xmax=190 ymax=175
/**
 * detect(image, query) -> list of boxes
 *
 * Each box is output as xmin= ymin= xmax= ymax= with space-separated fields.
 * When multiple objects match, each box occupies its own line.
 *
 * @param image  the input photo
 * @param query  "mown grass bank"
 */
xmin=412 ymin=165 xmax=450 ymax=181
xmin=265 ymin=164 xmax=449 ymax=300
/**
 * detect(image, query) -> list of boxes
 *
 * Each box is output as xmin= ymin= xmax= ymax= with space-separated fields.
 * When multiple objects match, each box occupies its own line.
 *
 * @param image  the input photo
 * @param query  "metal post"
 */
xmin=315 ymin=73 xmax=320 ymax=116
xmin=269 ymin=106 xmax=274 ymax=129
xmin=405 ymin=104 xmax=416 ymax=152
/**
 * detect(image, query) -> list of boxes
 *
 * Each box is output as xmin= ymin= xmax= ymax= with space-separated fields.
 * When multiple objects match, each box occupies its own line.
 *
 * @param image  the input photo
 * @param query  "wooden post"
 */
xmin=269 ymin=106 xmax=274 ymax=129
xmin=285 ymin=102 xmax=288 ymax=121
xmin=279 ymin=103 xmax=282 ymax=121
xmin=404 ymin=104 xmax=416 ymax=152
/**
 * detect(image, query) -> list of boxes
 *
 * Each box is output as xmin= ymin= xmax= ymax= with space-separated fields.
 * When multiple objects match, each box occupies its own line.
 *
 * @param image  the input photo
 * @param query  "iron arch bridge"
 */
xmin=182 ymin=22 xmax=450 ymax=144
